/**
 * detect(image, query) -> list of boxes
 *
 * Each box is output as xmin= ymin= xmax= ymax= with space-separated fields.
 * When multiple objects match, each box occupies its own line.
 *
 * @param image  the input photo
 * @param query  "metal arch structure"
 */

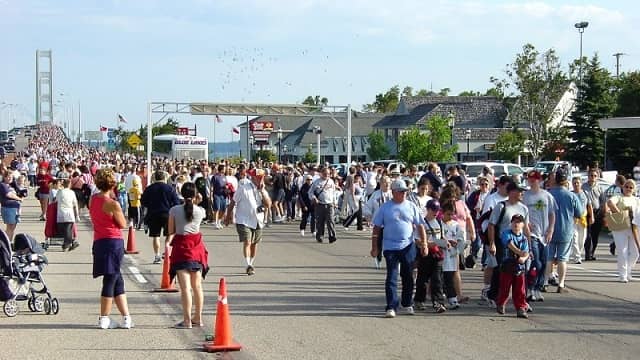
xmin=146 ymin=101 xmax=352 ymax=183
xmin=598 ymin=117 xmax=640 ymax=170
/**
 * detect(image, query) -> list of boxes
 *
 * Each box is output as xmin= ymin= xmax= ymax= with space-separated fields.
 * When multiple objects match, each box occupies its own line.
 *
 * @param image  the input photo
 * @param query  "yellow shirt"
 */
xmin=128 ymin=187 xmax=141 ymax=207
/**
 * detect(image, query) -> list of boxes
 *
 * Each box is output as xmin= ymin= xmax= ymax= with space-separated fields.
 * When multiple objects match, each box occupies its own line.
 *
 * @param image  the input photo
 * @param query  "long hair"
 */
xmin=181 ymin=182 xmax=196 ymax=222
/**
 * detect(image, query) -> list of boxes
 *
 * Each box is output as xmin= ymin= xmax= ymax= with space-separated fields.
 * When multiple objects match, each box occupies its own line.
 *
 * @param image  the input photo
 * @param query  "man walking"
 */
xmin=225 ymin=168 xmax=271 ymax=275
xmin=141 ymin=171 xmax=181 ymax=264
xmin=309 ymin=167 xmax=337 ymax=244
xmin=582 ymin=169 xmax=605 ymax=261
xmin=370 ymin=179 xmax=427 ymax=318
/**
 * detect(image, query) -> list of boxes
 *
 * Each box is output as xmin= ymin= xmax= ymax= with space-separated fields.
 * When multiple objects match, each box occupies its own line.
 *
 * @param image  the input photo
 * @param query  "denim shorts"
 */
xmin=1 ymin=207 xmax=19 ymax=225
xmin=547 ymin=240 xmax=572 ymax=262
xmin=213 ymin=194 xmax=227 ymax=211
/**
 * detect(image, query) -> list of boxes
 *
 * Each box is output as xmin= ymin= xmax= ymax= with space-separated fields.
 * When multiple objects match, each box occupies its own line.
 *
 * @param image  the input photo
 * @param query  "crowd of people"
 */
xmin=3 ymin=123 xmax=638 ymax=327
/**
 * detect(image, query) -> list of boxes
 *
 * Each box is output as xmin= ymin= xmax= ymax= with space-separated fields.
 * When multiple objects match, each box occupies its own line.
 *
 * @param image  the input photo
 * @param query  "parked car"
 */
xmin=533 ymin=161 xmax=574 ymax=178
xmin=373 ymin=160 xmax=405 ymax=172
xmin=459 ymin=161 xmax=525 ymax=187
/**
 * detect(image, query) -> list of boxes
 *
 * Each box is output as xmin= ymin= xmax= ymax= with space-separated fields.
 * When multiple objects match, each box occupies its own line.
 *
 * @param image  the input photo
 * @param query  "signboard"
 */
xmin=176 ymin=127 xmax=189 ymax=135
xmin=250 ymin=121 xmax=274 ymax=132
xmin=252 ymin=131 xmax=271 ymax=144
xmin=84 ymin=131 xmax=102 ymax=141
xmin=127 ymin=134 xmax=142 ymax=148
xmin=484 ymin=144 xmax=495 ymax=151
xmin=107 ymin=128 xmax=116 ymax=139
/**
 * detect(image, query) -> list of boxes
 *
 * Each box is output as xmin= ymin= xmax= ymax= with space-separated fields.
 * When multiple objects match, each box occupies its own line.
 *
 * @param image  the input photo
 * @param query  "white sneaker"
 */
xmin=153 ymin=255 xmax=162 ymax=264
xmin=98 ymin=316 xmax=118 ymax=329
xmin=535 ymin=289 xmax=544 ymax=302
xmin=384 ymin=309 xmax=396 ymax=318
xmin=300 ymin=230 xmax=305 ymax=237
xmin=400 ymin=305 xmax=415 ymax=315
xmin=530 ymin=291 xmax=537 ymax=302
xmin=119 ymin=315 xmax=134 ymax=329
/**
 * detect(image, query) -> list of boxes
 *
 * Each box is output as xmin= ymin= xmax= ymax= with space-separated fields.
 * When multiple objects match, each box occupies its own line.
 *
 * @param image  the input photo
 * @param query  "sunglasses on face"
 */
xmin=624 ymin=186 xmax=634 ymax=189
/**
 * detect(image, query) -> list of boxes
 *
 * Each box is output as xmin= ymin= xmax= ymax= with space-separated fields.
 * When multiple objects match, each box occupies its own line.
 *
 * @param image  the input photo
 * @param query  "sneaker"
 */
xmin=619 ymin=277 xmax=629 ymax=283
xmin=529 ymin=290 xmax=537 ymax=302
xmin=98 ymin=316 xmax=119 ymax=329
xmin=549 ymin=277 xmax=559 ymax=286
xmin=535 ymin=289 xmax=544 ymax=302
xmin=487 ymin=299 xmax=496 ymax=309
xmin=557 ymin=286 xmax=569 ymax=294
xmin=384 ymin=309 xmax=396 ymax=318
xmin=328 ymin=237 xmax=337 ymax=244
xmin=153 ymin=255 xmax=162 ymax=264
xmin=517 ymin=309 xmax=529 ymax=319
xmin=526 ymin=303 xmax=533 ymax=313
xmin=496 ymin=305 xmax=505 ymax=315
xmin=300 ymin=230 xmax=305 ymax=237
xmin=343 ymin=227 xmax=349 ymax=231
xmin=448 ymin=301 xmax=460 ymax=310
xmin=400 ymin=306 xmax=415 ymax=315
xmin=433 ymin=303 xmax=447 ymax=313
xmin=540 ymin=285 xmax=549 ymax=293
xmin=480 ymin=288 xmax=489 ymax=302
xmin=69 ymin=241 xmax=80 ymax=251
xmin=573 ymin=259 xmax=582 ymax=265
xmin=414 ymin=301 xmax=426 ymax=310
xmin=119 ymin=315 xmax=134 ymax=329
xmin=246 ymin=265 xmax=255 ymax=275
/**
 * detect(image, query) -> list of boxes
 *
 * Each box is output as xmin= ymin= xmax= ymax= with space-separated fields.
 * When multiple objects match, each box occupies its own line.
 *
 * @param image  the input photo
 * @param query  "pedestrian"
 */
xmin=496 ymin=214 xmax=530 ymax=319
xmin=605 ymin=175 xmax=626 ymax=256
xmin=309 ymin=166 xmax=338 ymax=244
xmin=225 ymin=168 xmax=271 ymax=275
xmin=582 ymin=169 xmax=605 ymax=261
xmin=36 ymin=166 xmax=53 ymax=221
xmin=343 ymin=173 xmax=364 ymax=231
xmin=370 ymin=179 xmax=427 ymax=318
xmin=604 ymin=179 xmax=640 ymax=283
xmin=298 ymin=174 xmax=315 ymax=237
xmin=0 ymin=171 xmax=23 ymax=241
xmin=570 ymin=176 xmax=592 ymax=264
xmin=439 ymin=201 xmax=466 ymax=309
xmin=168 ymin=182 xmax=209 ymax=328
xmin=89 ymin=168 xmax=133 ymax=329
xmin=127 ymin=178 xmax=142 ymax=229
xmin=141 ymin=170 xmax=181 ymax=264
xmin=211 ymin=164 xmax=228 ymax=229
xmin=546 ymin=172 xmax=585 ymax=293
xmin=363 ymin=175 xmax=392 ymax=268
xmin=56 ymin=178 xmax=80 ymax=251
xmin=523 ymin=170 xmax=556 ymax=302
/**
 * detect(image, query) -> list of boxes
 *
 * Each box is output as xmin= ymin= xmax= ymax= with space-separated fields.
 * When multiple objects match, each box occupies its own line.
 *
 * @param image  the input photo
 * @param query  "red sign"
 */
xmin=176 ymin=127 xmax=189 ymax=135
xmin=250 ymin=121 xmax=274 ymax=132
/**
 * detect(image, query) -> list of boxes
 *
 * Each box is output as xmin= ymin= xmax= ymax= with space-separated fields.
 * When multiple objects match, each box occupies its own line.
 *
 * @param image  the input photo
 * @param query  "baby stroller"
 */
xmin=0 ymin=231 xmax=59 ymax=317
xmin=43 ymin=201 xmax=78 ymax=250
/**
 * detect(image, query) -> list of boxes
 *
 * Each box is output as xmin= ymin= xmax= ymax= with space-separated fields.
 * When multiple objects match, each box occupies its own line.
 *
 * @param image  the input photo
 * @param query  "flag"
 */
xmin=215 ymin=115 xmax=222 ymax=123
xmin=100 ymin=125 xmax=108 ymax=132
xmin=118 ymin=114 xmax=128 ymax=123
xmin=232 ymin=127 xmax=240 ymax=134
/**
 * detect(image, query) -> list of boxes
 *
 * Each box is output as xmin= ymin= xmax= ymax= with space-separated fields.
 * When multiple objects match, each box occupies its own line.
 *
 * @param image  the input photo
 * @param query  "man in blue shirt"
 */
xmin=371 ymin=179 xmax=427 ymax=318
xmin=547 ymin=172 xmax=585 ymax=293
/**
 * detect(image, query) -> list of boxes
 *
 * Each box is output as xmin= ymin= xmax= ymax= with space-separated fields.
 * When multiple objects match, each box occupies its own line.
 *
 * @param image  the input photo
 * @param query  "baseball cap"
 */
xmin=506 ymin=182 xmax=526 ymax=192
xmin=390 ymin=179 xmax=408 ymax=192
xmin=555 ymin=171 xmax=568 ymax=183
xmin=528 ymin=170 xmax=543 ymax=181
xmin=511 ymin=214 xmax=525 ymax=223
xmin=497 ymin=175 xmax=513 ymax=185
xmin=426 ymin=199 xmax=440 ymax=211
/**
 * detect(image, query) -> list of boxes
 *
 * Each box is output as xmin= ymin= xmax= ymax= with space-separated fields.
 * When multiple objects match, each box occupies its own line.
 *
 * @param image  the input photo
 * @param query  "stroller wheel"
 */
xmin=51 ymin=298 xmax=59 ymax=315
xmin=34 ymin=295 xmax=46 ymax=312
xmin=43 ymin=298 xmax=51 ymax=315
xmin=3 ymin=300 xmax=19 ymax=317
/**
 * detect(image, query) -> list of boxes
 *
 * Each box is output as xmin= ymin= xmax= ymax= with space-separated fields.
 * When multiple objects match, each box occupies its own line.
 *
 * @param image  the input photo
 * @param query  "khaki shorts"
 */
xmin=236 ymin=224 xmax=263 ymax=244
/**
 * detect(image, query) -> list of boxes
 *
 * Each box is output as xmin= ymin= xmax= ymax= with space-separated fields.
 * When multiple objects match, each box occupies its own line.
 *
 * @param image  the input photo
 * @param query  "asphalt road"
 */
xmin=0 ymin=197 xmax=638 ymax=360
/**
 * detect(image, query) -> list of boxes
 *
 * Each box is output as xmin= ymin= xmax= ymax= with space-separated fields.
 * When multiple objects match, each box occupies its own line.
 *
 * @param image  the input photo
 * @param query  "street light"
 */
xmin=575 ymin=21 xmax=589 ymax=91
xmin=465 ymin=129 xmax=471 ymax=160
xmin=249 ymin=135 xmax=254 ymax=162
xmin=277 ymin=127 xmax=283 ymax=164
xmin=312 ymin=125 xmax=322 ymax=165
xmin=283 ymin=144 xmax=288 ymax=164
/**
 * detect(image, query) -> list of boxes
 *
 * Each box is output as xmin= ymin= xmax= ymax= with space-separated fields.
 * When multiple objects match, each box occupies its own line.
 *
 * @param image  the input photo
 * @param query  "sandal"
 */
xmin=173 ymin=321 xmax=192 ymax=329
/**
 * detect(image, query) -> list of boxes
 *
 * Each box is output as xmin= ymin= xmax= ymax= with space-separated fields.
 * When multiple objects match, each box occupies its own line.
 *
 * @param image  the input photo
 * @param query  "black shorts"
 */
xmin=147 ymin=213 xmax=169 ymax=237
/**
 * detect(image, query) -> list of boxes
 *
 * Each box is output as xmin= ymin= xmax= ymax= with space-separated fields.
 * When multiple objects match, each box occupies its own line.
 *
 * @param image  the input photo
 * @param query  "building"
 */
xmin=237 ymin=111 xmax=385 ymax=164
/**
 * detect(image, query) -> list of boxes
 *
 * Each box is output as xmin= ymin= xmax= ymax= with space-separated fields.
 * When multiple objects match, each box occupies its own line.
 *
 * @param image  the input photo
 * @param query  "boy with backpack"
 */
xmin=414 ymin=200 xmax=447 ymax=313
xmin=496 ymin=214 xmax=530 ymax=319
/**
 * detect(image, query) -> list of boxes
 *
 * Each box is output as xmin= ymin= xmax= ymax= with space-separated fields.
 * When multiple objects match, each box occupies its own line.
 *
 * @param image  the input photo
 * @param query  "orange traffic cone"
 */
xmin=203 ymin=278 xmax=242 ymax=352
xmin=125 ymin=226 xmax=139 ymax=254
xmin=153 ymin=245 xmax=178 ymax=293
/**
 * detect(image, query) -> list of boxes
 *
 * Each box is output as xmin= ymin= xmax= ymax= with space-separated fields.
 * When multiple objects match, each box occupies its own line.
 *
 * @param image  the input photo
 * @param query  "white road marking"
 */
xmin=568 ymin=265 xmax=618 ymax=277
xmin=124 ymin=254 xmax=138 ymax=265
xmin=128 ymin=266 xmax=148 ymax=283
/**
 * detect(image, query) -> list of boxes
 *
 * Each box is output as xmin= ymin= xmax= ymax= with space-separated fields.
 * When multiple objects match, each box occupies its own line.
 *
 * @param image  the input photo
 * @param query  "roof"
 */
xmin=374 ymin=96 xmax=508 ymax=129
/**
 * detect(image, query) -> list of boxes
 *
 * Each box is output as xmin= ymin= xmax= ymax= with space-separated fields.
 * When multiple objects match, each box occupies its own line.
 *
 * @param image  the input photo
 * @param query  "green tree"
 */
xmin=363 ymin=85 xmax=400 ymax=113
xmin=608 ymin=71 xmax=640 ymax=173
xmin=402 ymin=86 xmax=413 ymax=97
xmin=253 ymin=149 xmax=276 ymax=163
xmin=494 ymin=129 xmax=526 ymax=163
xmin=493 ymin=44 xmax=569 ymax=162
xmin=366 ymin=131 xmax=390 ymax=160
xmin=567 ymin=54 xmax=615 ymax=169
xmin=438 ymin=88 xmax=451 ymax=96
xmin=302 ymin=144 xmax=316 ymax=164
xmin=415 ymin=89 xmax=433 ymax=96
xmin=458 ymin=90 xmax=481 ymax=96
xmin=302 ymin=95 xmax=328 ymax=106
xmin=397 ymin=115 xmax=457 ymax=165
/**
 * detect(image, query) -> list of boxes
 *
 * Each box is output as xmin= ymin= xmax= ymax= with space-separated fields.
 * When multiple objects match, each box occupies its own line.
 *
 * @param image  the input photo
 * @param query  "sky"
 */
xmin=1 ymin=0 xmax=639 ymax=144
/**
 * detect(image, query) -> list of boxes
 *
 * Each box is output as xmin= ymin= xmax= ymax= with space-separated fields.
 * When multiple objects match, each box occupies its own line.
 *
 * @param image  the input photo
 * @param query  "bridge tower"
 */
xmin=35 ymin=49 xmax=53 ymax=124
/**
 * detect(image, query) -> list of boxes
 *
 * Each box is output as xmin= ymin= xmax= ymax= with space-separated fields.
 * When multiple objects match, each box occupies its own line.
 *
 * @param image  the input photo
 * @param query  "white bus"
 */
xmin=153 ymin=134 xmax=208 ymax=161
xmin=0 ymin=130 xmax=8 ymax=143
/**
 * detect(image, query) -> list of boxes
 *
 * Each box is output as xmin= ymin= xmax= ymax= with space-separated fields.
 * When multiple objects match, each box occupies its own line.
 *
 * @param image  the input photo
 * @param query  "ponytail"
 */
xmin=180 ymin=182 xmax=197 ymax=222
xmin=184 ymin=197 xmax=194 ymax=222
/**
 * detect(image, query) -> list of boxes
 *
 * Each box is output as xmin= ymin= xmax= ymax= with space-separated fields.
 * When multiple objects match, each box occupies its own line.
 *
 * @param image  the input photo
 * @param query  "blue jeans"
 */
xmin=383 ymin=243 xmax=416 ymax=311
xmin=528 ymin=237 xmax=547 ymax=290
xmin=471 ymin=228 xmax=482 ymax=258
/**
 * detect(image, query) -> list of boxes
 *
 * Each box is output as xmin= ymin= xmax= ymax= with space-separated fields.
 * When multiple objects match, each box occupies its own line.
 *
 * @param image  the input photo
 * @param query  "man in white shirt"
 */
xmin=309 ymin=166 xmax=338 ymax=244
xmin=225 ymin=168 xmax=271 ymax=276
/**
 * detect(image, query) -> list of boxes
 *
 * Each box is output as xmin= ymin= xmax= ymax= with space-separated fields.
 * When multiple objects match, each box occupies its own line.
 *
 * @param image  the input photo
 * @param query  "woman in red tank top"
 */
xmin=89 ymin=168 xmax=133 ymax=329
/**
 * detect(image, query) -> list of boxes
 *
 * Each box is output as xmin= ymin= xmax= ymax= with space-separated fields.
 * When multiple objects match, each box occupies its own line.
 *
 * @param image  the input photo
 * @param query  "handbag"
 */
xmin=605 ymin=197 xmax=632 ymax=232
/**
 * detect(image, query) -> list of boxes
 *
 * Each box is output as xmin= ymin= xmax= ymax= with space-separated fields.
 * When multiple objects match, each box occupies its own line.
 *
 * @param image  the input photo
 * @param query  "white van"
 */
xmin=459 ymin=162 xmax=525 ymax=186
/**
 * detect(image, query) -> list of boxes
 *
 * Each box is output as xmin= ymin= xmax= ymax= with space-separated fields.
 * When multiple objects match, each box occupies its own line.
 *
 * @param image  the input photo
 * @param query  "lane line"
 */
xmin=568 ymin=264 xmax=618 ymax=277
xmin=124 ymin=254 xmax=138 ymax=265
xmin=128 ymin=266 xmax=148 ymax=284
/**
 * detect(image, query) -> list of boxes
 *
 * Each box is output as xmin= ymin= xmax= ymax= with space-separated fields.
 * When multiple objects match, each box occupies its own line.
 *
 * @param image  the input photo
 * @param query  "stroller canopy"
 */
xmin=13 ymin=234 xmax=45 ymax=255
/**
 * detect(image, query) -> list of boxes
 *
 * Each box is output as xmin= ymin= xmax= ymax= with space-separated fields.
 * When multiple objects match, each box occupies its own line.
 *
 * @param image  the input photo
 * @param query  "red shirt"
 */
xmin=36 ymin=173 xmax=54 ymax=194
xmin=170 ymin=233 xmax=208 ymax=269
xmin=89 ymin=194 xmax=124 ymax=241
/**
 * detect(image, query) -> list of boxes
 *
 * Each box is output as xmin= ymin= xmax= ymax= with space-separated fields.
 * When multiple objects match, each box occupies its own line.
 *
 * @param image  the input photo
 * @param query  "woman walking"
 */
xmin=89 ymin=168 xmax=133 ymax=329
xmin=605 ymin=179 xmax=640 ymax=283
xmin=168 ymin=182 xmax=208 ymax=328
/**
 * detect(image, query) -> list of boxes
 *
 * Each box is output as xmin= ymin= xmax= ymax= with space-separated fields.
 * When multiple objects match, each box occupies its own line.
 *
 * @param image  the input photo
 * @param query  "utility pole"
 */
xmin=613 ymin=52 xmax=626 ymax=79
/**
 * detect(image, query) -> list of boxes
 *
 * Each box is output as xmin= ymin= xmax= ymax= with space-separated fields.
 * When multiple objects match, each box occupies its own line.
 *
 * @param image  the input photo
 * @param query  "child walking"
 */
xmin=496 ymin=214 xmax=530 ymax=319
xmin=440 ymin=201 xmax=465 ymax=310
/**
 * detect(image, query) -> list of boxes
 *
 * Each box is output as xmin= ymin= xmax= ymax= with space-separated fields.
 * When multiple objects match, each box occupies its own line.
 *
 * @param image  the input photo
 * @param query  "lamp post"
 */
xmin=283 ymin=144 xmax=288 ymax=164
xmin=249 ymin=135 xmax=254 ymax=162
xmin=447 ymin=112 xmax=455 ymax=145
xmin=574 ymin=21 xmax=589 ymax=90
xmin=313 ymin=125 xmax=322 ymax=165
xmin=465 ymin=129 xmax=471 ymax=161
xmin=277 ymin=127 xmax=283 ymax=164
